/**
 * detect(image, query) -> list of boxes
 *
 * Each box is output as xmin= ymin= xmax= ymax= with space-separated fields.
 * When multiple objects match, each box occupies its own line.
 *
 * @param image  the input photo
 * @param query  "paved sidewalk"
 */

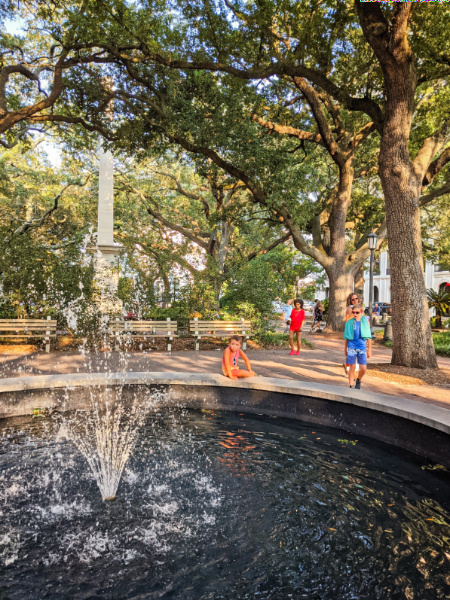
xmin=0 ymin=336 xmax=449 ymax=409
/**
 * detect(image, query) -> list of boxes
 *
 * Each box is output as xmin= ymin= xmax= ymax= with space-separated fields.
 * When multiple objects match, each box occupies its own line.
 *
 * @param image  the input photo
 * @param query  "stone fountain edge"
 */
xmin=0 ymin=371 xmax=448 ymax=435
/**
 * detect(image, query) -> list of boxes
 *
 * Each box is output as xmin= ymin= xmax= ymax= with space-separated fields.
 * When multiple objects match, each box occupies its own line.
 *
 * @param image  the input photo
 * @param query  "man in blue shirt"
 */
xmin=282 ymin=299 xmax=292 ymax=330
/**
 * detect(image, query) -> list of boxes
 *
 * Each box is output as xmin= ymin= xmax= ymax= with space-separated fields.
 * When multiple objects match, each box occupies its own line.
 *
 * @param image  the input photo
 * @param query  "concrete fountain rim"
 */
xmin=0 ymin=371 xmax=449 ymax=436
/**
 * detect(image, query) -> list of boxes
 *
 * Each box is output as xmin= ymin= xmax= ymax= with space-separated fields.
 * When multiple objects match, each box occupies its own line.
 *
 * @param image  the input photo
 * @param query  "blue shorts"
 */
xmin=346 ymin=347 xmax=367 ymax=366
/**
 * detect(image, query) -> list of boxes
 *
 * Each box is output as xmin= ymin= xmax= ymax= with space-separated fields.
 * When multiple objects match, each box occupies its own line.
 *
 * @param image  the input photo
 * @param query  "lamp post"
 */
xmin=367 ymin=231 xmax=378 ymax=338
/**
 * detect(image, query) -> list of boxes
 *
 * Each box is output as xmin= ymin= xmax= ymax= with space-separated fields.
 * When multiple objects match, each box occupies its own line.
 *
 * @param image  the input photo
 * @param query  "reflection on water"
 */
xmin=0 ymin=404 xmax=449 ymax=600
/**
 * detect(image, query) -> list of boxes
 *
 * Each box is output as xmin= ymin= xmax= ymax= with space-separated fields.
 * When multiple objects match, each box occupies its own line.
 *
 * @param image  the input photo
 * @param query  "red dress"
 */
xmin=289 ymin=309 xmax=305 ymax=331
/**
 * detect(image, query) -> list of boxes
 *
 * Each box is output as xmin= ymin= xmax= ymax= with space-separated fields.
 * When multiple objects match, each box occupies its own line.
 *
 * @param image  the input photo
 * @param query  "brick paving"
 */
xmin=1 ymin=335 xmax=449 ymax=409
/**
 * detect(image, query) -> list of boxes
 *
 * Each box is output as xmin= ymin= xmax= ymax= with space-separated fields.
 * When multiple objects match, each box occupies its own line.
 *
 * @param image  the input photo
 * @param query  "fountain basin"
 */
xmin=1 ymin=377 xmax=450 ymax=599
xmin=0 ymin=372 xmax=449 ymax=467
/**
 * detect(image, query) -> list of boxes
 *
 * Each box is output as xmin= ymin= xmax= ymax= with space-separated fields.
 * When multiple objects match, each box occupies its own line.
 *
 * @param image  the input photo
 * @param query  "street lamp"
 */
xmin=367 ymin=230 xmax=378 ymax=338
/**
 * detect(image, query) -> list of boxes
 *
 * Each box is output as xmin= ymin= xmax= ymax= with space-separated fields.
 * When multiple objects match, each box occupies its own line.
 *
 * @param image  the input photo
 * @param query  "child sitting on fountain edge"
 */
xmin=222 ymin=336 xmax=257 ymax=380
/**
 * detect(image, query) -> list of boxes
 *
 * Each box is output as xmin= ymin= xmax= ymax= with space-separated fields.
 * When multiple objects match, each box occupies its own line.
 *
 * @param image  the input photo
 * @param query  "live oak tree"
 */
xmin=89 ymin=0 xmax=448 ymax=366
xmin=45 ymin=35 xmax=387 ymax=330
xmin=0 ymin=2 xmax=391 ymax=331
xmin=104 ymin=0 xmax=449 ymax=367
xmin=114 ymin=157 xmax=291 ymax=309
xmin=6 ymin=1 xmax=450 ymax=366
xmin=0 ymin=141 xmax=98 ymax=316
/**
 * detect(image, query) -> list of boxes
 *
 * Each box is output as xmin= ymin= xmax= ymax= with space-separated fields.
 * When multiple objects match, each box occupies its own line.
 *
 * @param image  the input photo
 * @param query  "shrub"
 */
xmin=255 ymin=331 xmax=314 ymax=349
xmin=433 ymin=331 xmax=450 ymax=357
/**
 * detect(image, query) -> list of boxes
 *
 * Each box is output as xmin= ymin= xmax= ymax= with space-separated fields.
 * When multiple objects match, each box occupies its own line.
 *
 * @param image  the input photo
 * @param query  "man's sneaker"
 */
xmin=289 ymin=350 xmax=295 ymax=355
xmin=355 ymin=379 xmax=362 ymax=390
xmin=295 ymin=350 xmax=301 ymax=356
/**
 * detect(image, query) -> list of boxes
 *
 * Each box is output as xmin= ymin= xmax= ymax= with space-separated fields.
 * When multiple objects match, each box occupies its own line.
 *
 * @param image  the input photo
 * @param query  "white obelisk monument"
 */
xmin=93 ymin=147 xmax=122 ymax=313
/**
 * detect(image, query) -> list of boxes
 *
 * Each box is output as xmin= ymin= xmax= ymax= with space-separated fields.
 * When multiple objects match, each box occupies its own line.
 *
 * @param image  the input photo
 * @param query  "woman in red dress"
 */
xmin=289 ymin=299 xmax=305 ymax=356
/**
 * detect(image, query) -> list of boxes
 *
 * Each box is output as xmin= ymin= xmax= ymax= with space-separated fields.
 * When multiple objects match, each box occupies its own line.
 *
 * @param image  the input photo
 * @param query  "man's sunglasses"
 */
xmin=352 ymin=311 xmax=361 ymax=314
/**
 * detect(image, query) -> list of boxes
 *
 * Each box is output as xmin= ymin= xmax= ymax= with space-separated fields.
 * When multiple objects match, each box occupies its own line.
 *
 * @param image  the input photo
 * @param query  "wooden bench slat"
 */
xmin=0 ymin=326 xmax=57 ymax=330
xmin=192 ymin=327 xmax=250 ymax=331
xmin=193 ymin=326 xmax=249 ymax=330
xmin=108 ymin=320 xmax=178 ymax=352
xmin=190 ymin=321 xmax=251 ymax=325
xmin=0 ymin=319 xmax=57 ymax=324
xmin=189 ymin=319 xmax=252 ymax=351
xmin=0 ymin=334 xmax=57 ymax=338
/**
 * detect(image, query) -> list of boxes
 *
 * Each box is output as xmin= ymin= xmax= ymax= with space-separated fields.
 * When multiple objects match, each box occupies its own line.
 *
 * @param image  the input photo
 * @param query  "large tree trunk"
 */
xmin=356 ymin=2 xmax=437 ymax=368
xmin=212 ymin=278 xmax=221 ymax=311
xmin=324 ymin=268 xmax=354 ymax=332
xmin=378 ymin=68 xmax=437 ymax=368
xmin=324 ymin=163 xmax=355 ymax=331
xmin=211 ymin=222 xmax=230 ymax=311
xmin=380 ymin=163 xmax=436 ymax=367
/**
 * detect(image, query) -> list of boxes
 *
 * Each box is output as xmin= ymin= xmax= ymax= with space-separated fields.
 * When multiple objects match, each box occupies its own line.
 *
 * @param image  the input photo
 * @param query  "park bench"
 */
xmin=109 ymin=319 xmax=178 ymax=352
xmin=189 ymin=318 xmax=252 ymax=351
xmin=0 ymin=317 xmax=57 ymax=352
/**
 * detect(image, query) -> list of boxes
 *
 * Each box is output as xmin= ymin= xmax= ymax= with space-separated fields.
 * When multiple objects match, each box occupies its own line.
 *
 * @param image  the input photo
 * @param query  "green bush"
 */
xmin=382 ymin=331 xmax=450 ymax=356
xmin=430 ymin=316 xmax=441 ymax=329
xmin=255 ymin=331 xmax=314 ymax=349
xmin=433 ymin=331 xmax=450 ymax=357
xmin=142 ymin=304 xmax=191 ymax=329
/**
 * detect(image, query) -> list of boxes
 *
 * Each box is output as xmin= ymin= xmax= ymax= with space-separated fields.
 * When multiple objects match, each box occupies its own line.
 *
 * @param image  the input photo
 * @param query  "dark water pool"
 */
xmin=1 ymin=406 xmax=449 ymax=600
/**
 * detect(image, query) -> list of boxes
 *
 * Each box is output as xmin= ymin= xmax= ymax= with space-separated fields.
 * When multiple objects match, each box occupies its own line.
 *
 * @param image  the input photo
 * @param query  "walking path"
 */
xmin=1 ymin=336 xmax=449 ymax=409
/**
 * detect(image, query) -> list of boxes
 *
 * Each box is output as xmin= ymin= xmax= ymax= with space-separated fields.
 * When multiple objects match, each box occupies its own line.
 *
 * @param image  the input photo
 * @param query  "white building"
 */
xmin=363 ymin=252 xmax=450 ymax=303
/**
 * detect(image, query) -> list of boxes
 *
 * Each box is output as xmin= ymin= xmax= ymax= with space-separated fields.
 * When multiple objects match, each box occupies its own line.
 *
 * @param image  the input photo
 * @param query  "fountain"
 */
xmin=0 ymin=380 xmax=449 ymax=599
xmin=58 ymin=387 xmax=154 ymax=501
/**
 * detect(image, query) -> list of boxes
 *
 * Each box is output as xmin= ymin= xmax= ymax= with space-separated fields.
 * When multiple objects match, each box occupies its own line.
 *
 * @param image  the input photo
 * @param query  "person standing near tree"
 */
xmin=343 ymin=292 xmax=363 ymax=375
xmin=282 ymin=299 xmax=293 ymax=331
xmin=289 ymin=299 xmax=305 ymax=356
xmin=344 ymin=303 xmax=372 ymax=389
xmin=310 ymin=299 xmax=324 ymax=333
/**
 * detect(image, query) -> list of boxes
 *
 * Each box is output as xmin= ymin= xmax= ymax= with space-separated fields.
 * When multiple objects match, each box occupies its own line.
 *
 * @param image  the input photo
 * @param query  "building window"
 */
xmin=373 ymin=256 xmax=381 ymax=275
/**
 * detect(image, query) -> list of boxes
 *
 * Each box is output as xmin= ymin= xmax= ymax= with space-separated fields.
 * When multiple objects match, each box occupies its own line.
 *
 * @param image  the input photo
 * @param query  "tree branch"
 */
xmin=422 ymin=146 xmax=450 ymax=188
xmin=0 ymin=50 xmax=69 ymax=134
xmin=419 ymin=180 xmax=450 ymax=207
xmin=146 ymin=204 xmax=210 ymax=251
xmin=251 ymin=113 xmax=324 ymax=146
xmin=292 ymin=77 xmax=344 ymax=166
xmin=11 ymin=175 xmax=93 ymax=237
xmin=246 ymin=232 xmax=292 ymax=261
xmin=109 ymin=45 xmax=384 ymax=131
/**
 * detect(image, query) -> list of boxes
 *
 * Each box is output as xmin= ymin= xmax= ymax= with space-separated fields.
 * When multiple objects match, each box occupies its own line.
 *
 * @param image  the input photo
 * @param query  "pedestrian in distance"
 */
xmin=282 ymin=299 xmax=293 ymax=331
xmin=289 ymin=299 xmax=305 ymax=356
xmin=344 ymin=303 xmax=372 ymax=389
xmin=222 ymin=336 xmax=257 ymax=380
xmin=310 ymin=299 xmax=324 ymax=333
